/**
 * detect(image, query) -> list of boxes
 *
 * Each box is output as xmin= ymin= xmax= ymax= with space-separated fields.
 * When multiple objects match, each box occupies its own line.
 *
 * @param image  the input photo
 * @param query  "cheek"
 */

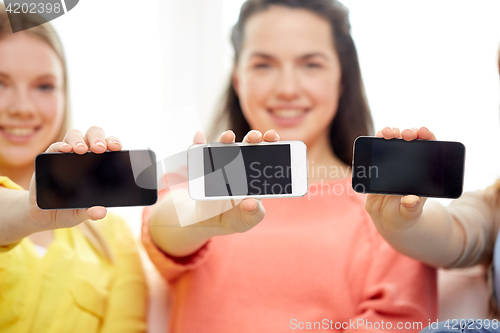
xmin=39 ymin=95 xmax=62 ymax=119
xmin=36 ymin=93 xmax=65 ymax=141
xmin=240 ymin=74 xmax=275 ymax=109
xmin=305 ymin=74 xmax=341 ymax=118
xmin=238 ymin=73 xmax=276 ymax=127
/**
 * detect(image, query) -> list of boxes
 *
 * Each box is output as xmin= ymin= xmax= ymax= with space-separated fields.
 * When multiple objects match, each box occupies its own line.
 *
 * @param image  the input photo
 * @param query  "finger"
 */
xmin=84 ymin=126 xmax=107 ymax=153
xmin=417 ymin=127 xmax=436 ymax=141
xmin=105 ymin=136 xmax=122 ymax=151
xmin=375 ymin=130 xmax=383 ymax=137
xmin=45 ymin=142 xmax=73 ymax=153
xmin=85 ymin=206 xmax=107 ymax=220
xmin=401 ymin=128 xmax=418 ymax=141
xmin=193 ymin=131 xmax=207 ymax=145
xmin=381 ymin=127 xmax=400 ymax=139
xmin=63 ymin=129 xmax=87 ymax=154
xmin=219 ymin=130 xmax=236 ymax=144
xmin=263 ymin=129 xmax=279 ymax=142
xmin=401 ymin=195 xmax=420 ymax=208
xmin=240 ymin=198 xmax=265 ymax=227
xmin=242 ymin=130 xmax=262 ymax=143
xmin=399 ymin=195 xmax=427 ymax=222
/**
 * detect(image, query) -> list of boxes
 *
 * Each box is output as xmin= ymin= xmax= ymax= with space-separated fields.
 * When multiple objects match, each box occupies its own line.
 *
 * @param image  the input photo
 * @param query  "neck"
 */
xmin=306 ymin=133 xmax=350 ymax=183
xmin=0 ymin=164 xmax=34 ymax=189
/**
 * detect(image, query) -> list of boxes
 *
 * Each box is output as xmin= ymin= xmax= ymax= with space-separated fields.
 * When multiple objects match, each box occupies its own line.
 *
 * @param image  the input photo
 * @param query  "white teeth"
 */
xmin=3 ymin=127 xmax=36 ymax=136
xmin=271 ymin=109 xmax=306 ymax=118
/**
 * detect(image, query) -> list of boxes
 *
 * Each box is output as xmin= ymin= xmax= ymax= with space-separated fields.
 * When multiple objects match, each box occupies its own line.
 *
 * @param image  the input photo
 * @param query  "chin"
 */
xmin=1 ymin=149 xmax=38 ymax=167
xmin=272 ymin=127 xmax=308 ymax=141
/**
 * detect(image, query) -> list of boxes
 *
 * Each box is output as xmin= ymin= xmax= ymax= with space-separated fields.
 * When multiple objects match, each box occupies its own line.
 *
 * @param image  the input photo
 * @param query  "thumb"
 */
xmin=399 ymin=195 xmax=426 ymax=224
xmin=240 ymin=199 xmax=265 ymax=230
xmin=70 ymin=206 xmax=107 ymax=225
xmin=86 ymin=206 xmax=107 ymax=220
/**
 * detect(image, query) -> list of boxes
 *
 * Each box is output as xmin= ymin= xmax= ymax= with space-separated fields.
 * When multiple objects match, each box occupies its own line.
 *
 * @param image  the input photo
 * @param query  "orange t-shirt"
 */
xmin=142 ymin=177 xmax=437 ymax=332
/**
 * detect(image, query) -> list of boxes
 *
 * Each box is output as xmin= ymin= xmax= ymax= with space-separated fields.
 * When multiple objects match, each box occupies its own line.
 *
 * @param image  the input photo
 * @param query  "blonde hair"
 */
xmin=0 ymin=4 xmax=114 ymax=262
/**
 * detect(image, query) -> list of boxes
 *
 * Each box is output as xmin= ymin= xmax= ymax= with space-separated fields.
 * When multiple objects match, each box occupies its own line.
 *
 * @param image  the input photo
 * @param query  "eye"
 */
xmin=303 ymin=62 xmax=322 ymax=69
xmin=38 ymin=83 xmax=55 ymax=91
xmin=253 ymin=63 xmax=272 ymax=70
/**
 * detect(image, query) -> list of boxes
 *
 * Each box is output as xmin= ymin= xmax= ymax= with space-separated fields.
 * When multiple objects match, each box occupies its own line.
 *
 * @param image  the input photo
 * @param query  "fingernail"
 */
xmin=95 ymin=141 xmax=105 ymax=147
xmin=62 ymin=143 xmax=70 ymax=147
xmin=76 ymin=142 xmax=86 ymax=147
xmin=112 ymin=140 xmax=120 ymax=145
xmin=407 ymin=201 xmax=418 ymax=208
xmin=251 ymin=130 xmax=260 ymax=136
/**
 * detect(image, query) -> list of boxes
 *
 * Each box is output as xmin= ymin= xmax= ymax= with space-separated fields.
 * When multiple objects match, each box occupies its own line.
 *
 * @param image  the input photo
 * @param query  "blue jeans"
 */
xmin=420 ymin=319 xmax=500 ymax=332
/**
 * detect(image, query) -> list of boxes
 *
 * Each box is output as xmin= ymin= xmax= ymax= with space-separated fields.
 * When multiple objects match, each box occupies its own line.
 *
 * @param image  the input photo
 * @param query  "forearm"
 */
xmin=0 ymin=188 xmax=39 ymax=246
xmin=149 ymin=190 xmax=224 ymax=257
xmin=375 ymin=200 xmax=465 ymax=267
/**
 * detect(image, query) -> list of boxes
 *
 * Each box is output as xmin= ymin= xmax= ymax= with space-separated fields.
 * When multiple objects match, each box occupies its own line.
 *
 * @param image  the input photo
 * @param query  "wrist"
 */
xmin=23 ymin=191 xmax=50 ymax=234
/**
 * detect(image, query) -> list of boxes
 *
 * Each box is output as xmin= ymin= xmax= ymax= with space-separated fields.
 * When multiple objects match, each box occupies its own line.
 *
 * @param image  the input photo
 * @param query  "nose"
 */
xmin=7 ymin=87 xmax=36 ymax=119
xmin=274 ymin=64 xmax=300 ymax=101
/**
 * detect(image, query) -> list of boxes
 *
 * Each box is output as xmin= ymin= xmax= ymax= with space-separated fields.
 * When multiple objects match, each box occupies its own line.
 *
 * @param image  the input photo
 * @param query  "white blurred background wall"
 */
xmin=14 ymin=0 xmax=500 ymax=329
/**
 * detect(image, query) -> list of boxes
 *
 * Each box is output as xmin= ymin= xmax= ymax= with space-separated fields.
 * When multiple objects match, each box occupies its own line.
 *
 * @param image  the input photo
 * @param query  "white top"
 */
xmin=34 ymin=244 xmax=47 ymax=257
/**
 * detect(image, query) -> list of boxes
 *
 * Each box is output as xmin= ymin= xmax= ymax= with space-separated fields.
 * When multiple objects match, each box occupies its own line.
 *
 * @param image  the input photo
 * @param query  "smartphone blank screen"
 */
xmin=36 ymin=151 xmax=158 ymax=209
xmin=203 ymin=144 xmax=292 ymax=197
xmin=370 ymin=140 xmax=444 ymax=196
xmin=352 ymin=137 xmax=465 ymax=198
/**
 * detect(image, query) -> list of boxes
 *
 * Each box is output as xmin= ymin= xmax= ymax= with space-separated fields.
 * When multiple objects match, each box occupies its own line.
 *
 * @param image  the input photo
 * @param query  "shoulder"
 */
xmin=0 ymin=176 xmax=24 ymax=190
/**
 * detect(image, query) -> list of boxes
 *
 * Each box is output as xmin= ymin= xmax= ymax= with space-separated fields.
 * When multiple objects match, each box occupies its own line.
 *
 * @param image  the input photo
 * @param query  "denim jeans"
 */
xmin=420 ymin=319 xmax=500 ymax=332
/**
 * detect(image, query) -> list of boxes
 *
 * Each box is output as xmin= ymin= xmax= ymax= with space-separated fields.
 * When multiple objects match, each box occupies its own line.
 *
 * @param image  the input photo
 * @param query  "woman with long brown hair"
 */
xmin=0 ymin=6 xmax=147 ymax=333
xmin=142 ymin=0 xmax=437 ymax=332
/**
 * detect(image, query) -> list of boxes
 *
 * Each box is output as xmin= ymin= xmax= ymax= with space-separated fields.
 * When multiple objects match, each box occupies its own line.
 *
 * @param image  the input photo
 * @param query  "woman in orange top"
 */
xmin=142 ymin=0 xmax=437 ymax=332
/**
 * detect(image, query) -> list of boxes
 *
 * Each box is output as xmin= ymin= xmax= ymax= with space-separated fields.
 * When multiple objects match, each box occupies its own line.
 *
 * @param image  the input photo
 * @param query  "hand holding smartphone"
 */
xmin=35 ymin=150 xmax=158 ymax=209
xmin=362 ymin=126 xmax=465 ymax=236
xmin=352 ymin=135 xmax=465 ymax=199
xmin=187 ymin=140 xmax=308 ymax=200
xmin=160 ymin=130 xmax=303 ymax=233
xmin=27 ymin=127 xmax=148 ymax=233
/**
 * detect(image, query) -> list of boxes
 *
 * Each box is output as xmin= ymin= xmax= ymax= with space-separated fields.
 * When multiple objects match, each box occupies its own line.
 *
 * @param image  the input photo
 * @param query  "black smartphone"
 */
xmin=352 ymin=137 xmax=465 ymax=199
xmin=35 ymin=150 xmax=158 ymax=209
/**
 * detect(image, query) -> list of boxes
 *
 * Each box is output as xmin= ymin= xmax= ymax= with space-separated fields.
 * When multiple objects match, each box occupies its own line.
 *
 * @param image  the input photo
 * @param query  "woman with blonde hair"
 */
xmin=0 ymin=6 xmax=147 ymax=333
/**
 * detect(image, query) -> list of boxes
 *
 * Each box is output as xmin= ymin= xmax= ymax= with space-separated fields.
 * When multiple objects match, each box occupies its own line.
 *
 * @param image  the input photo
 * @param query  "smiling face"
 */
xmin=233 ymin=6 xmax=342 ymax=146
xmin=0 ymin=33 xmax=65 ymax=168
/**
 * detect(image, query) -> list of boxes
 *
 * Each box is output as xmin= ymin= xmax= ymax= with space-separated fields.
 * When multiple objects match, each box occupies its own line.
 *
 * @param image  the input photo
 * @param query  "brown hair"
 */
xmin=209 ymin=0 xmax=373 ymax=165
xmin=0 ymin=5 xmax=114 ymax=262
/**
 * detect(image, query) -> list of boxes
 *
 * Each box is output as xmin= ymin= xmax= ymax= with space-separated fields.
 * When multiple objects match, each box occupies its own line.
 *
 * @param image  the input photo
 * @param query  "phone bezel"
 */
xmin=351 ymin=136 xmax=465 ymax=199
xmin=187 ymin=141 xmax=308 ymax=200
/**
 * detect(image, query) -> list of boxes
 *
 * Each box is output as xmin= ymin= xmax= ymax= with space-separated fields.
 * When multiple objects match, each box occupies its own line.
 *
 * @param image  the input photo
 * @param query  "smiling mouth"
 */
xmin=268 ymin=109 xmax=308 ymax=118
xmin=0 ymin=126 xmax=40 ymax=137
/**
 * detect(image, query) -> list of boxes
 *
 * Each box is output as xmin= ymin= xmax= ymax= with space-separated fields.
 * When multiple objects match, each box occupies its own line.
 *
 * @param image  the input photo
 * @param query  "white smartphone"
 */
xmin=188 ymin=141 xmax=308 ymax=200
